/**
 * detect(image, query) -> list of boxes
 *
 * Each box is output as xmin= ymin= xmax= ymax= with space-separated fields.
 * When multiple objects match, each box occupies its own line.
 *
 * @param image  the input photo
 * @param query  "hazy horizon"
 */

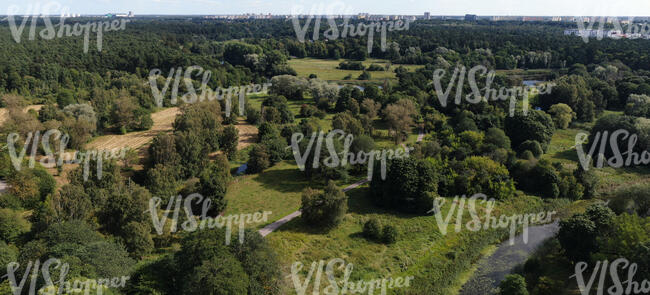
xmin=2 ymin=0 xmax=650 ymax=17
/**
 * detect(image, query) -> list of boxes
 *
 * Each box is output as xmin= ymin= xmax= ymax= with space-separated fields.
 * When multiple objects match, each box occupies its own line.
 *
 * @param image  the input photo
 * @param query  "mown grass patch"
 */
xmin=288 ymin=58 xmax=423 ymax=82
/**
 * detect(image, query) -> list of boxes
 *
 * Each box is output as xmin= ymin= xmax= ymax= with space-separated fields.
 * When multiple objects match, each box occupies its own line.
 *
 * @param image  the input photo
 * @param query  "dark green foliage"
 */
xmin=505 ymin=110 xmax=555 ymax=152
xmin=369 ymin=157 xmax=438 ymax=213
xmin=517 ymin=140 xmax=543 ymax=158
xmin=245 ymin=104 xmax=261 ymax=125
xmin=358 ymin=71 xmax=371 ymax=80
xmin=362 ymin=218 xmax=382 ymax=240
xmin=247 ymin=144 xmax=270 ymax=174
xmin=381 ymin=225 xmax=398 ymax=244
xmin=148 ymin=133 xmax=181 ymax=169
xmin=122 ymin=222 xmax=154 ymax=259
xmin=53 ymin=184 xmax=93 ymax=222
xmin=301 ymin=181 xmax=348 ymax=228
xmin=32 ymin=221 xmax=135 ymax=279
xmin=338 ymin=61 xmax=365 ymax=70
xmin=558 ymin=213 xmax=598 ymax=262
xmin=145 ymin=164 xmax=180 ymax=205
xmin=199 ymin=155 xmax=231 ymax=215
xmin=262 ymin=95 xmax=294 ymax=124
xmin=0 ymin=209 xmax=30 ymax=243
xmin=0 ymin=241 xmax=17 ymax=277
xmin=609 ymin=184 xmax=650 ymax=217
xmin=499 ymin=274 xmax=529 ymax=295
xmin=222 ymin=125 xmax=239 ymax=159
xmin=573 ymin=165 xmax=599 ymax=199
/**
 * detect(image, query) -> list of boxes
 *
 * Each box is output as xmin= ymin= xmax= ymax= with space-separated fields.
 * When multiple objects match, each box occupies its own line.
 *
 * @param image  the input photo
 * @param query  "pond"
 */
xmin=459 ymin=222 xmax=559 ymax=295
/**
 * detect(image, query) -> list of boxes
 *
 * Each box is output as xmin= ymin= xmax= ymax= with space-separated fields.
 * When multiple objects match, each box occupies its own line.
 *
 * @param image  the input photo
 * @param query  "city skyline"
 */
xmin=2 ymin=0 xmax=650 ymax=17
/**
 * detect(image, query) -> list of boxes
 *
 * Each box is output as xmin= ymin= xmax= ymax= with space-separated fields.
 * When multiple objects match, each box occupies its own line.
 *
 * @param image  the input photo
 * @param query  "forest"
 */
xmin=0 ymin=16 xmax=649 ymax=294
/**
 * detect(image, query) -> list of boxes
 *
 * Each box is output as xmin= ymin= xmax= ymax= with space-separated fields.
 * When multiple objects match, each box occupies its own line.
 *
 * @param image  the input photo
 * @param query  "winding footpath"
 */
xmin=259 ymin=129 xmax=425 ymax=237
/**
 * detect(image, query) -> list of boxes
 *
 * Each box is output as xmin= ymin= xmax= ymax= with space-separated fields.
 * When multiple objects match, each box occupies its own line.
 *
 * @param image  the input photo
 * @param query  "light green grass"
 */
xmin=264 ymin=185 xmax=558 ymax=294
xmin=224 ymin=161 xmax=317 ymax=229
xmin=288 ymin=58 xmax=423 ymax=82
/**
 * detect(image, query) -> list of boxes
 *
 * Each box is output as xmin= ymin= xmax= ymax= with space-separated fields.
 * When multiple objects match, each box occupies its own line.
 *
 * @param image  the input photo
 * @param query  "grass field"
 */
xmin=288 ymin=58 xmax=424 ymax=82
xmin=86 ymin=107 xmax=180 ymax=151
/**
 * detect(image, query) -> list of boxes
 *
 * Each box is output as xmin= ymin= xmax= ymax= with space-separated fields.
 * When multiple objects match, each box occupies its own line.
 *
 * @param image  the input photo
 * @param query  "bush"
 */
xmin=499 ymin=274 xmax=529 ymax=295
xmin=358 ymin=71 xmax=371 ymax=80
xmin=0 ymin=209 xmax=30 ymax=243
xmin=362 ymin=219 xmax=382 ymax=240
xmin=366 ymin=64 xmax=385 ymax=71
xmin=381 ymin=225 xmax=398 ymax=244
xmin=338 ymin=61 xmax=365 ymax=70
xmin=299 ymin=104 xmax=318 ymax=118
xmin=247 ymin=145 xmax=270 ymax=174
xmin=300 ymin=181 xmax=348 ymax=228
xmin=518 ymin=140 xmax=543 ymax=158
xmin=245 ymin=105 xmax=261 ymax=125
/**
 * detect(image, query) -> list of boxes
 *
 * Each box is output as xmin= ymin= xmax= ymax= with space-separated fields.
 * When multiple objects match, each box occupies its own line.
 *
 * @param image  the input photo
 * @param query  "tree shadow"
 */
xmin=253 ymin=167 xmax=315 ymax=194
xmin=550 ymin=148 xmax=579 ymax=162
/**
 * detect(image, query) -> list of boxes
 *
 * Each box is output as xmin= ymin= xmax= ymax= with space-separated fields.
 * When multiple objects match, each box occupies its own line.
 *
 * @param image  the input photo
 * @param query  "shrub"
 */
xmin=0 ymin=209 xmax=30 ymax=243
xmin=362 ymin=219 xmax=382 ymax=240
xmin=300 ymin=181 xmax=348 ymax=228
xmin=366 ymin=64 xmax=385 ymax=71
xmin=245 ymin=105 xmax=261 ymax=125
xmin=381 ymin=225 xmax=398 ymax=244
xmin=499 ymin=274 xmax=529 ymax=295
xmin=548 ymin=103 xmax=575 ymax=129
xmin=338 ymin=61 xmax=365 ymax=70
xmin=518 ymin=140 xmax=543 ymax=158
xmin=247 ymin=145 xmax=270 ymax=174
xmin=358 ymin=71 xmax=371 ymax=80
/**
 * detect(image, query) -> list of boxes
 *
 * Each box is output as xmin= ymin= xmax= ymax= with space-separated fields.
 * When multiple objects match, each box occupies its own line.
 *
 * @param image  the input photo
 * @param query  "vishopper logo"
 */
xmin=289 ymin=1 xmax=411 ymax=54
xmin=431 ymin=65 xmax=554 ymax=117
xmin=429 ymin=194 xmax=556 ymax=245
xmin=571 ymin=258 xmax=650 ymax=295
xmin=6 ymin=129 xmax=129 ymax=181
xmin=575 ymin=129 xmax=650 ymax=171
xmin=571 ymin=17 xmax=650 ymax=43
xmin=145 ymin=193 xmax=271 ymax=245
xmin=147 ymin=65 xmax=270 ymax=117
xmin=4 ymin=1 xmax=129 ymax=53
xmin=289 ymin=258 xmax=414 ymax=295
xmin=289 ymin=130 xmax=413 ymax=181
xmin=2 ymin=258 xmax=129 ymax=295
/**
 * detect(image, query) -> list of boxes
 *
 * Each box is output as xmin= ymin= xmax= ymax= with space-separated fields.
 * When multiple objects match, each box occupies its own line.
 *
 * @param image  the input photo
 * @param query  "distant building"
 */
xmin=106 ymin=12 xmax=134 ymax=18
xmin=464 ymin=14 xmax=478 ymax=21
xmin=424 ymin=12 xmax=430 ymax=20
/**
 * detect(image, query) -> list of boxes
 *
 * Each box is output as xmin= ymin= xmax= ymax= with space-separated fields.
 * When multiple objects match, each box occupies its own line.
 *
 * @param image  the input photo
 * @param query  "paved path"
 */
xmin=258 ymin=129 xmax=426 ymax=237
xmin=0 ymin=181 xmax=7 ymax=194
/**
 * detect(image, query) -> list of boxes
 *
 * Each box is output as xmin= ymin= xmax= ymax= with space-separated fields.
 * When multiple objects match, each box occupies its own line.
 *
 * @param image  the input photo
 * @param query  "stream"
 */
xmin=458 ymin=222 xmax=559 ymax=295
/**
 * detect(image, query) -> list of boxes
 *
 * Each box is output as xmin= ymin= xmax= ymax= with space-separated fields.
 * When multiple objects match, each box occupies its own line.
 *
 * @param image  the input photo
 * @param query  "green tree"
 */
xmin=199 ymin=155 xmax=231 ymax=215
xmin=247 ymin=144 xmax=270 ymax=174
xmin=222 ymin=125 xmax=239 ymax=159
xmin=548 ymin=103 xmax=575 ymax=129
xmin=122 ymin=221 xmax=154 ymax=259
xmin=499 ymin=274 xmax=529 ymax=295
xmin=301 ymin=181 xmax=348 ymax=228
xmin=0 ymin=209 xmax=30 ymax=243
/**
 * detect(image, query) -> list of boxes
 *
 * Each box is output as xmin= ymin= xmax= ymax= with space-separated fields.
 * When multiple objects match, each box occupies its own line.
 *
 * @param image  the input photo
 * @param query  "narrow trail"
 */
xmin=259 ymin=129 xmax=425 ymax=237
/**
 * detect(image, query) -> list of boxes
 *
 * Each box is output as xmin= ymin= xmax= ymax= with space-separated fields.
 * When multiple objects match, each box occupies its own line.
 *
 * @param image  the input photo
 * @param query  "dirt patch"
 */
xmin=235 ymin=119 xmax=258 ymax=150
xmin=0 ymin=105 xmax=44 ymax=125
xmin=85 ymin=107 xmax=180 ymax=151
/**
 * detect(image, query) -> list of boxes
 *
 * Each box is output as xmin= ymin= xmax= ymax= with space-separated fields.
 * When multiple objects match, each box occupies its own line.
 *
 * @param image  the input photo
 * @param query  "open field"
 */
xmin=85 ymin=107 xmax=180 ymax=151
xmin=288 ymin=58 xmax=424 ymax=82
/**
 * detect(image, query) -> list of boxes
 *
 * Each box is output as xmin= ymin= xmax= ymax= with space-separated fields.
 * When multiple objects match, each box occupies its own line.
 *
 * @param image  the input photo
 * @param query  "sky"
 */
xmin=2 ymin=0 xmax=650 ymax=16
